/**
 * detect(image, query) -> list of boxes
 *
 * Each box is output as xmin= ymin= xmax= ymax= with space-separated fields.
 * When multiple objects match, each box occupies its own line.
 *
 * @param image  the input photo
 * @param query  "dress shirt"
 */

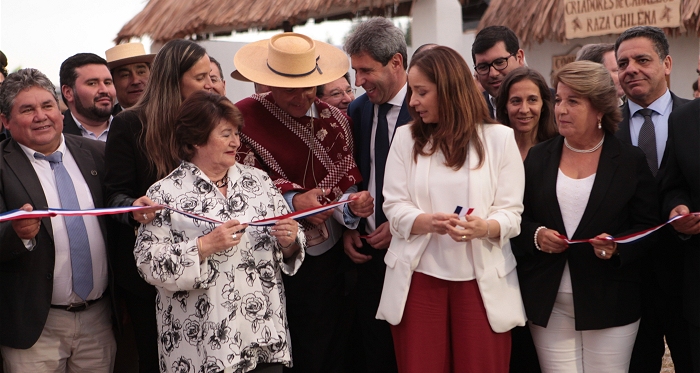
xmin=489 ymin=94 xmax=498 ymax=119
xmin=19 ymin=137 xmax=108 ymax=304
xmin=627 ymin=89 xmax=672 ymax=168
xmin=71 ymin=112 xmax=111 ymax=142
xmin=367 ymin=83 xmax=408 ymax=232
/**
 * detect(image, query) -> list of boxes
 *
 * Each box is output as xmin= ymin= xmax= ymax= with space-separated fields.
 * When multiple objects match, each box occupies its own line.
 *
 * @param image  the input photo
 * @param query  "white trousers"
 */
xmin=1 ymin=298 xmax=116 ymax=373
xmin=529 ymin=292 xmax=640 ymax=373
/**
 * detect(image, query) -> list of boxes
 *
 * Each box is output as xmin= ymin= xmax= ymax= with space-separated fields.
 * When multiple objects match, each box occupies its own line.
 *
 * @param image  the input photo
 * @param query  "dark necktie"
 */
xmin=35 ymin=151 xmax=93 ymax=300
xmin=375 ymin=103 xmax=393 ymax=227
xmin=637 ymin=108 xmax=658 ymax=177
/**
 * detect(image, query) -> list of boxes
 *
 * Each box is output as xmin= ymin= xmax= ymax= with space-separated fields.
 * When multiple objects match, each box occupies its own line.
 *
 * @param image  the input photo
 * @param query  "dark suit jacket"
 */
xmin=512 ymin=133 xmax=658 ymax=330
xmin=616 ymin=92 xmax=690 ymax=297
xmin=659 ymin=98 xmax=700 ymax=326
xmin=62 ymin=109 xmax=82 ymax=137
xmin=0 ymin=135 xmax=108 ymax=349
xmin=347 ymin=92 xmax=412 ymax=199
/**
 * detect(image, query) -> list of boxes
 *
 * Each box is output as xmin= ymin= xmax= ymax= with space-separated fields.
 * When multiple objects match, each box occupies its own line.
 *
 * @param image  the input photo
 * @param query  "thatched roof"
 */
xmin=478 ymin=0 xmax=700 ymax=46
xmin=116 ymin=0 xmax=412 ymax=43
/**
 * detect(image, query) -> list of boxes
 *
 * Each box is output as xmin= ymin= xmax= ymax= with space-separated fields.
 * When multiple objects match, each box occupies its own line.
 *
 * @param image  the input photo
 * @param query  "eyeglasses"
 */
xmin=210 ymin=76 xmax=222 ymax=83
xmin=474 ymin=52 xmax=517 ymax=76
xmin=326 ymin=88 xmax=356 ymax=100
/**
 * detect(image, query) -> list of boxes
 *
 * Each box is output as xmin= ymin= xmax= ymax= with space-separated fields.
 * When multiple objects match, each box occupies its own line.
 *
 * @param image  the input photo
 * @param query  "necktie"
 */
xmin=35 ymin=151 xmax=93 ymax=301
xmin=374 ymin=103 xmax=393 ymax=226
xmin=637 ymin=108 xmax=658 ymax=177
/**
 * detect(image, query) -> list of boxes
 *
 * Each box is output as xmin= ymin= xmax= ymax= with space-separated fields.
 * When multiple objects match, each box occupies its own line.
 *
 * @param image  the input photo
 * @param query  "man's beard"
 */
xmin=74 ymin=91 xmax=112 ymax=122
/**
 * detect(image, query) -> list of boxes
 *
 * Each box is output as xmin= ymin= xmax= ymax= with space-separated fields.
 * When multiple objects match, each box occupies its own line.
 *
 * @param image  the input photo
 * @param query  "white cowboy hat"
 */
xmin=232 ymin=32 xmax=349 ymax=88
xmin=105 ymin=43 xmax=155 ymax=70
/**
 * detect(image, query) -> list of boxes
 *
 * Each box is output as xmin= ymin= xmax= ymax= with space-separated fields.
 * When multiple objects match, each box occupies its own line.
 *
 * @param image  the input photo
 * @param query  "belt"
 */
xmin=50 ymin=297 xmax=102 ymax=312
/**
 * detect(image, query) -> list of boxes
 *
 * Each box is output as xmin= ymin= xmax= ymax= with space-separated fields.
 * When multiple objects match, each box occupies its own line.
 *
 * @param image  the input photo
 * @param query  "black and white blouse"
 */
xmin=135 ymin=161 xmax=305 ymax=373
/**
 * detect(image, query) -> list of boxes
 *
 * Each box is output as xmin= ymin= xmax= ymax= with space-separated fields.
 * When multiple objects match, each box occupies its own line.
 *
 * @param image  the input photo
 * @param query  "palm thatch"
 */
xmin=478 ymin=0 xmax=700 ymax=46
xmin=116 ymin=0 xmax=412 ymax=43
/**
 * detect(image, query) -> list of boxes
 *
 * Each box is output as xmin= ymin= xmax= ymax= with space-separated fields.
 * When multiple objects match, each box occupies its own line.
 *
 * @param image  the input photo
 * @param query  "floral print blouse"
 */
xmin=135 ymin=161 xmax=305 ymax=373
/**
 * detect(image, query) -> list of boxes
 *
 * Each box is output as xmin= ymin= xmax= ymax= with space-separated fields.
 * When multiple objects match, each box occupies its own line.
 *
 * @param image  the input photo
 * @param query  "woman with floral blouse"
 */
xmin=134 ymin=91 xmax=305 ymax=373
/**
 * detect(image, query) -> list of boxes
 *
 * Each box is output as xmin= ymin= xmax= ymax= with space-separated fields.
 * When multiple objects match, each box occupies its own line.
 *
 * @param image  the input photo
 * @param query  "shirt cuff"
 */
xmin=283 ymin=191 xmax=298 ymax=212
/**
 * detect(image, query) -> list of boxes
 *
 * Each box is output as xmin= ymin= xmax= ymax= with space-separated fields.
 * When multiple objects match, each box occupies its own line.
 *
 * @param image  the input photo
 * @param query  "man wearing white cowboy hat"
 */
xmin=105 ymin=42 xmax=155 ymax=114
xmin=233 ymin=32 xmax=374 ymax=373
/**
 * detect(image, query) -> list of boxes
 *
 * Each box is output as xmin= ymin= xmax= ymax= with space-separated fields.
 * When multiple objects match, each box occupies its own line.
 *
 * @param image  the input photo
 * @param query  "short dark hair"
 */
xmin=693 ymin=80 xmax=698 ymax=92
xmin=344 ymin=17 xmax=407 ymax=70
xmin=175 ymin=91 xmax=244 ymax=162
xmin=495 ymin=67 xmax=557 ymax=143
xmin=0 ymin=68 xmax=59 ymax=118
xmin=316 ymin=72 xmax=350 ymax=98
xmin=59 ymin=53 xmax=109 ymax=105
xmin=209 ymin=56 xmax=223 ymax=78
xmin=576 ymin=43 xmax=614 ymax=64
xmin=472 ymin=26 xmax=520 ymax=64
xmin=614 ymin=26 xmax=669 ymax=60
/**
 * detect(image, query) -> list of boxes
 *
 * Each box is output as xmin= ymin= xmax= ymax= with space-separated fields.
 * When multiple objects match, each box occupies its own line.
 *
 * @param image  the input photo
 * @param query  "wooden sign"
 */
xmin=552 ymin=53 xmax=577 ymax=71
xmin=564 ymin=0 xmax=682 ymax=39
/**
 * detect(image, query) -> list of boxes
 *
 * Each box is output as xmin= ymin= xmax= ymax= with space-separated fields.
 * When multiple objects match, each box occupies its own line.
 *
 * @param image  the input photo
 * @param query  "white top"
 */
xmin=415 ymin=150 xmax=475 ymax=280
xmin=367 ymin=83 xmax=408 ymax=232
xmin=19 ymin=137 xmax=108 ymax=305
xmin=556 ymin=169 xmax=595 ymax=293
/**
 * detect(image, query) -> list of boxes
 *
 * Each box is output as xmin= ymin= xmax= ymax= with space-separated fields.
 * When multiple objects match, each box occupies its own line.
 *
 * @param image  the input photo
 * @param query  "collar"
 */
xmin=305 ymin=102 xmax=319 ymax=119
xmin=71 ymin=112 xmax=113 ymax=135
xmin=19 ymin=134 xmax=67 ymax=162
xmin=386 ymin=83 xmax=408 ymax=108
xmin=628 ymin=89 xmax=672 ymax=117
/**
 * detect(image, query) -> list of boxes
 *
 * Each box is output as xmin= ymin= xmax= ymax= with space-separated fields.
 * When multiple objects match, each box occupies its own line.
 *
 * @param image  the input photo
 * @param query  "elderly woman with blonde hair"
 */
xmin=512 ymin=61 xmax=658 ymax=372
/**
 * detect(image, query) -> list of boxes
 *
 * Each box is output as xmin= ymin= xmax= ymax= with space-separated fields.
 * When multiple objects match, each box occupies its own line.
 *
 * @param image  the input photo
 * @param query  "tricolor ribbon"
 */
xmin=557 ymin=214 xmax=691 ymax=244
xmin=0 ymin=194 xmax=356 ymax=227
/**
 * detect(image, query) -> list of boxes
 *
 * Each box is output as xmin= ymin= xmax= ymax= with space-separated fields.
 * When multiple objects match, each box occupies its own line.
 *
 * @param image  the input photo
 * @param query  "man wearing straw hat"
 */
xmin=233 ymin=32 xmax=374 ymax=373
xmin=105 ymin=42 xmax=154 ymax=115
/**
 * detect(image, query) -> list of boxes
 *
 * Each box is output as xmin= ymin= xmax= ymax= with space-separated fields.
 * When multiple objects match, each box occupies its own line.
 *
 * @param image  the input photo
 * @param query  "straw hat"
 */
xmin=232 ymin=33 xmax=349 ymax=88
xmin=105 ymin=43 xmax=155 ymax=69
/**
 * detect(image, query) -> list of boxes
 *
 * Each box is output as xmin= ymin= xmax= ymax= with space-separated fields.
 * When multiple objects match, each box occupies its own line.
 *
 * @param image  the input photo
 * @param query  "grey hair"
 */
xmin=344 ymin=17 xmax=407 ymax=69
xmin=576 ymin=43 xmax=614 ymax=64
xmin=0 ymin=68 xmax=59 ymax=118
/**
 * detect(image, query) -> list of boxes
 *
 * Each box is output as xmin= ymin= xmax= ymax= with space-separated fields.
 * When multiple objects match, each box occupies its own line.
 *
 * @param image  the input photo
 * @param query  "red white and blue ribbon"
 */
xmin=0 ymin=194 xmax=356 ymax=227
xmin=557 ymin=214 xmax=690 ymax=244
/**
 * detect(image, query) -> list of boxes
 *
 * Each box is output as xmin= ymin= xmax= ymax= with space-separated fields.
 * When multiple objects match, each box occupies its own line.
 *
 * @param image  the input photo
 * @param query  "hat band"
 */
xmin=266 ymin=56 xmax=323 ymax=78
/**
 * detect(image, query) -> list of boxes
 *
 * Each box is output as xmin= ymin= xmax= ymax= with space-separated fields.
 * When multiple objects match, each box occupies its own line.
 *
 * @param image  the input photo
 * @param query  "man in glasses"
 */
xmin=317 ymin=73 xmax=355 ymax=114
xmin=472 ymin=26 xmax=526 ymax=119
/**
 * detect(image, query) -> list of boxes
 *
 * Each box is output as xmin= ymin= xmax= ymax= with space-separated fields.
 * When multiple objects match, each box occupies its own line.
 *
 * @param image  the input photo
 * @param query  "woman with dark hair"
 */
xmin=512 ymin=61 xmax=658 ymax=372
xmin=135 ymin=91 xmax=304 ymax=373
xmin=104 ymin=39 xmax=213 ymax=373
xmin=496 ymin=66 xmax=557 ymax=160
xmin=376 ymin=46 xmax=526 ymax=373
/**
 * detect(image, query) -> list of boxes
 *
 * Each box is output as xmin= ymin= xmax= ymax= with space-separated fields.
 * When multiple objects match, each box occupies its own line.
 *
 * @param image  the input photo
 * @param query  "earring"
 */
xmin=597 ymin=119 xmax=602 ymax=129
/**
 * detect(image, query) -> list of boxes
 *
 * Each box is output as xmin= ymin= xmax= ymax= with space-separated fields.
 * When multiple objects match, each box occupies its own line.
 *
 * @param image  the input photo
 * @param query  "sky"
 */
xmin=0 ymin=0 xmax=368 ymax=86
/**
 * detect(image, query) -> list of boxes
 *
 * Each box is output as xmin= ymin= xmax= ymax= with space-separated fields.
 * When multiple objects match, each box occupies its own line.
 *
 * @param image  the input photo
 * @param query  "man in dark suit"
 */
xmin=342 ymin=17 xmax=411 ymax=373
xmin=472 ymin=26 xmax=526 ymax=119
xmin=659 ymin=98 xmax=700 ymax=373
xmin=59 ymin=53 xmax=116 ymax=142
xmin=0 ymin=68 xmax=115 ymax=372
xmin=614 ymin=25 xmax=694 ymax=373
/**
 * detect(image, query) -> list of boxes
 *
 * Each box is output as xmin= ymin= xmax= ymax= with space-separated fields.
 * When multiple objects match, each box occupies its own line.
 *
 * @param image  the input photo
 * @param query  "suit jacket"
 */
xmin=376 ymin=123 xmax=526 ymax=331
xmin=513 ymin=133 xmax=658 ymax=330
xmin=483 ymin=91 xmax=496 ymax=119
xmin=62 ymin=109 xmax=82 ymax=137
xmin=347 ymin=92 xmax=412 ymax=229
xmin=616 ymin=92 xmax=690 ymax=296
xmin=659 ymin=98 xmax=700 ymax=326
xmin=0 ymin=135 xmax=108 ymax=349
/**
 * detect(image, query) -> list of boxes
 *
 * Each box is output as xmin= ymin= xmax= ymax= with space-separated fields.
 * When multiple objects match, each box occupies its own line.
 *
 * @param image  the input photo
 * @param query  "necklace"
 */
xmin=212 ymin=174 xmax=229 ymax=188
xmin=564 ymin=136 xmax=604 ymax=153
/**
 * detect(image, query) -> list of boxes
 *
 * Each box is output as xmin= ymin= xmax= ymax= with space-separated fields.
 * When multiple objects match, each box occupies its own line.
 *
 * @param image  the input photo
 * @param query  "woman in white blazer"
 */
xmin=376 ymin=46 xmax=526 ymax=373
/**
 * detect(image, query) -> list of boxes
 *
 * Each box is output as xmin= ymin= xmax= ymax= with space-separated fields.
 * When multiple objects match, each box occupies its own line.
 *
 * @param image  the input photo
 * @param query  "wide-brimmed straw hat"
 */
xmin=232 ymin=33 xmax=349 ymax=88
xmin=105 ymin=43 xmax=155 ymax=69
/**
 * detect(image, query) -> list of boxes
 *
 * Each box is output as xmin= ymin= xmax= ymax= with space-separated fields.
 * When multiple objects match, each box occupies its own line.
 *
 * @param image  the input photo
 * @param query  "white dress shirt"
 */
xmin=19 ymin=137 xmax=108 ymax=304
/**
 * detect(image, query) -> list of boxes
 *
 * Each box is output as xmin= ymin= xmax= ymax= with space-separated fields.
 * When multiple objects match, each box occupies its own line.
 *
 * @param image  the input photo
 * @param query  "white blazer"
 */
xmin=376 ymin=123 xmax=527 ymax=333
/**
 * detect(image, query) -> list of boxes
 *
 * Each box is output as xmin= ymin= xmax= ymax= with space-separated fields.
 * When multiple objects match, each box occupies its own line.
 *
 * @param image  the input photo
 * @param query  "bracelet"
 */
xmin=482 ymin=220 xmax=491 ymax=239
xmin=279 ymin=239 xmax=295 ymax=250
xmin=534 ymin=226 xmax=547 ymax=251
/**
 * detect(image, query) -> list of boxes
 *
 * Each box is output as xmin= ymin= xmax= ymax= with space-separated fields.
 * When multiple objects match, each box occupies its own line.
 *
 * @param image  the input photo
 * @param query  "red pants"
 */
xmin=391 ymin=272 xmax=511 ymax=373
